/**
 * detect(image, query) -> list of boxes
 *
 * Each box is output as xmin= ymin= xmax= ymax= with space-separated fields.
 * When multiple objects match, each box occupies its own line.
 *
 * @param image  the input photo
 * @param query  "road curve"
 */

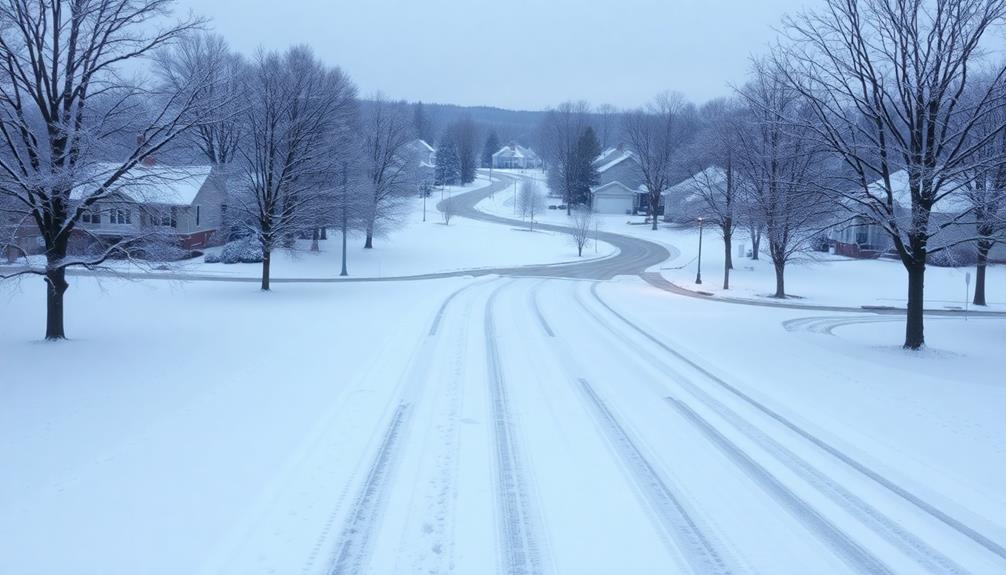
xmin=442 ymin=172 xmax=672 ymax=280
xmin=462 ymin=171 xmax=1006 ymax=318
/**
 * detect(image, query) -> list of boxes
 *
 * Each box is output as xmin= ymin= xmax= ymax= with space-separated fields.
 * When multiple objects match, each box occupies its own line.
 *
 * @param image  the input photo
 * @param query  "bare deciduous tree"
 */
xmin=235 ymin=46 xmax=356 ymax=290
xmin=595 ymin=103 xmax=619 ymax=149
xmin=0 ymin=0 xmax=209 ymax=339
xmin=736 ymin=60 xmax=835 ymax=299
xmin=361 ymin=95 xmax=414 ymax=249
xmin=958 ymin=76 xmax=1006 ymax=305
xmin=518 ymin=179 xmax=544 ymax=230
xmin=155 ymin=32 xmax=244 ymax=166
xmin=569 ymin=206 xmax=594 ymax=257
xmin=779 ymin=0 xmax=1006 ymax=348
xmin=686 ymin=97 xmax=746 ymax=289
xmin=623 ymin=93 xmax=694 ymax=230
xmin=441 ymin=193 xmax=455 ymax=225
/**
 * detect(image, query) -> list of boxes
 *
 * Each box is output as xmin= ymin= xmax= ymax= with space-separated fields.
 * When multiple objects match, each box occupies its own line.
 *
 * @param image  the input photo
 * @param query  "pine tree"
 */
xmin=572 ymin=126 xmax=601 ymax=206
xmin=435 ymin=140 xmax=461 ymax=186
xmin=413 ymin=101 xmax=431 ymax=142
xmin=482 ymin=131 xmax=500 ymax=168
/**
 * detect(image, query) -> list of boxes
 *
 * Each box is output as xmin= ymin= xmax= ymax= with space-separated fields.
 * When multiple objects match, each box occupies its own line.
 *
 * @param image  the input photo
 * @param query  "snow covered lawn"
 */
xmin=2 ymin=271 xmax=1005 ymax=573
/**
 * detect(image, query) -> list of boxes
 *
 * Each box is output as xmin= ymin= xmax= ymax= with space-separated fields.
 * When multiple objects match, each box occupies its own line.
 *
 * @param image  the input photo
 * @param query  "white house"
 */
xmin=492 ymin=143 xmax=542 ymax=170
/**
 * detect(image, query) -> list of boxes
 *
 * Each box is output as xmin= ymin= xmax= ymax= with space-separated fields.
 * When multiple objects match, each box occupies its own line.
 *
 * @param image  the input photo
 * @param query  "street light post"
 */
xmin=695 ymin=217 xmax=704 ymax=285
xmin=513 ymin=178 xmax=517 ymax=216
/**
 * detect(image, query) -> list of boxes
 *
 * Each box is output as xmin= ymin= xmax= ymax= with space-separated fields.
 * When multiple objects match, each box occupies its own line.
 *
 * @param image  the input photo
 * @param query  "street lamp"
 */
xmin=514 ymin=178 xmax=518 ymax=216
xmin=695 ymin=217 xmax=704 ymax=285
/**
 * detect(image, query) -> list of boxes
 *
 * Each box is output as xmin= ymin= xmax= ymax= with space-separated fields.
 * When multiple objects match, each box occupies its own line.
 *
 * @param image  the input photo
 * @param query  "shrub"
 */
xmin=205 ymin=238 xmax=263 ymax=264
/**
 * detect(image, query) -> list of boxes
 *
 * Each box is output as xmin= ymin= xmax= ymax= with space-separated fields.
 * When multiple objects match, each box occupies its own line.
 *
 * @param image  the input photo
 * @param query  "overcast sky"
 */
xmin=177 ymin=0 xmax=806 ymax=111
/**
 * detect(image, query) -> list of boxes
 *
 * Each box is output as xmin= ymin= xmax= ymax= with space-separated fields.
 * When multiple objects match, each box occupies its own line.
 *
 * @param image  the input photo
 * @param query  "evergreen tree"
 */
xmin=413 ymin=101 xmax=431 ymax=142
xmin=571 ymin=126 xmax=601 ymax=206
xmin=454 ymin=117 xmax=478 ymax=184
xmin=435 ymin=139 xmax=461 ymax=186
xmin=482 ymin=131 xmax=500 ymax=168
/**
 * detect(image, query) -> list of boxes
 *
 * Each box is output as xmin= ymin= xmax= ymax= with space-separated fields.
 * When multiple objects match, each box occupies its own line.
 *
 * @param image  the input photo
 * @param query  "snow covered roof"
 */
xmin=70 ymin=163 xmax=213 ymax=206
xmin=493 ymin=143 xmax=540 ymax=161
xmin=414 ymin=139 xmax=435 ymax=153
xmin=593 ymin=148 xmax=636 ymax=173
xmin=591 ymin=181 xmax=637 ymax=196
xmin=860 ymin=170 xmax=972 ymax=215
xmin=663 ymin=167 xmax=727 ymax=200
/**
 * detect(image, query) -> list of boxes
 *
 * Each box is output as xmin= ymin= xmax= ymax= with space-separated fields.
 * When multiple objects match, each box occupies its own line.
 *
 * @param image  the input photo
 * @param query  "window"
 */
xmin=156 ymin=207 xmax=177 ymax=228
xmin=195 ymin=205 xmax=201 ymax=227
xmin=109 ymin=208 xmax=130 ymax=225
xmin=81 ymin=210 xmax=100 ymax=225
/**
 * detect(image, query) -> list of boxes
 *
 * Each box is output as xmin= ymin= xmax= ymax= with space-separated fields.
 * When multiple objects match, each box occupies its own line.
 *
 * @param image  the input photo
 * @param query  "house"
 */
xmin=492 ymin=142 xmax=543 ymax=170
xmin=69 ymin=163 xmax=230 ymax=254
xmin=590 ymin=145 xmax=649 ymax=214
xmin=832 ymin=170 xmax=1006 ymax=262
xmin=404 ymin=139 xmax=436 ymax=190
xmin=405 ymin=139 xmax=436 ymax=168
xmin=661 ymin=167 xmax=727 ymax=223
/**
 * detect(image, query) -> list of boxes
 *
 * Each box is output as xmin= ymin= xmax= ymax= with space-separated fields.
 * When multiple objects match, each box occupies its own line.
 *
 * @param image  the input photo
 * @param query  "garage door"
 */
xmin=594 ymin=196 xmax=633 ymax=214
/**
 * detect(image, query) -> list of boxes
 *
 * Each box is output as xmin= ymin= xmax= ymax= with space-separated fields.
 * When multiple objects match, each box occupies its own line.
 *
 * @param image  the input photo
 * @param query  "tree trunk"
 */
xmin=904 ymin=261 xmax=925 ymax=349
xmin=772 ymin=260 xmax=785 ymax=298
xmin=578 ymin=244 xmax=583 ymax=257
xmin=311 ymin=228 xmax=320 ymax=252
xmin=364 ymin=223 xmax=374 ymax=249
xmin=340 ymin=225 xmax=348 ymax=277
xmin=750 ymin=227 xmax=761 ymax=260
xmin=320 ymin=227 xmax=327 ymax=240
xmin=261 ymin=249 xmax=271 ymax=291
xmin=650 ymin=195 xmax=658 ymax=231
xmin=723 ymin=230 xmax=732 ymax=290
xmin=44 ymin=266 xmax=69 ymax=340
xmin=974 ymin=239 xmax=991 ymax=306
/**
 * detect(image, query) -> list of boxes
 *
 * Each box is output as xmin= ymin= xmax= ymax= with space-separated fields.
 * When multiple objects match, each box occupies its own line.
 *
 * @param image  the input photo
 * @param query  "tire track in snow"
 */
xmin=324 ymin=280 xmax=491 ymax=575
xmin=326 ymin=403 xmax=411 ymax=575
xmin=529 ymin=280 xmax=555 ymax=337
xmin=578 ymin=296 xmax=968 ymax=571
xmin=589 ymin=283 xmax=1006 ymax=563
xmin=485 ymin=282 xmax=545 ymax=575
xmin=429 ymin=277 xmax=496 ymax=336
xmin=576 ymin=378 xmax=733 ymax=575
xmin=666 ymin=397 xmax=894 ymax=575
xmin=396 ymin=281 xmax=476 ymax=574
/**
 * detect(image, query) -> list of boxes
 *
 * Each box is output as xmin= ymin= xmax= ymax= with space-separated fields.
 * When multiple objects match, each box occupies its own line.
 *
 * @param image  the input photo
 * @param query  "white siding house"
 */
xmin=492 ymin=143 xmax=543 ymax=169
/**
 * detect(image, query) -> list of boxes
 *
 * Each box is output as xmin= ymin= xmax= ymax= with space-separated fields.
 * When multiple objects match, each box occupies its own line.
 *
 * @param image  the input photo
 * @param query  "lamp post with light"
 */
xmin=695 ymin=216 xmax=704 ymax=285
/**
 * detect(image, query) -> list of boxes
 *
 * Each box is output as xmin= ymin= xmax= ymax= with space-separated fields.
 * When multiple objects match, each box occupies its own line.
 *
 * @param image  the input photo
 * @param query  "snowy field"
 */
xmin=485 ymin=170 xmax=1006 ymax=311
xmin=2 ymin=175 xmax=1005 ymax=574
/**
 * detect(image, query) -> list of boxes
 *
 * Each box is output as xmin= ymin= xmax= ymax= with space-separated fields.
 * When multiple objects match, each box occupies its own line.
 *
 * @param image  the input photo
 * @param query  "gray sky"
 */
xmin=177 ymin=0 xmax=806 ymax=111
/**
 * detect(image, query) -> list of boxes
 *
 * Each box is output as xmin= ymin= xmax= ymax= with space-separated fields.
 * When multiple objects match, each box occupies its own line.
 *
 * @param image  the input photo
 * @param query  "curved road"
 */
xmin=443 ymin=172 xmax=672 ymax=280
xmin=459 ymin=171 xmax=1006 ymax=318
